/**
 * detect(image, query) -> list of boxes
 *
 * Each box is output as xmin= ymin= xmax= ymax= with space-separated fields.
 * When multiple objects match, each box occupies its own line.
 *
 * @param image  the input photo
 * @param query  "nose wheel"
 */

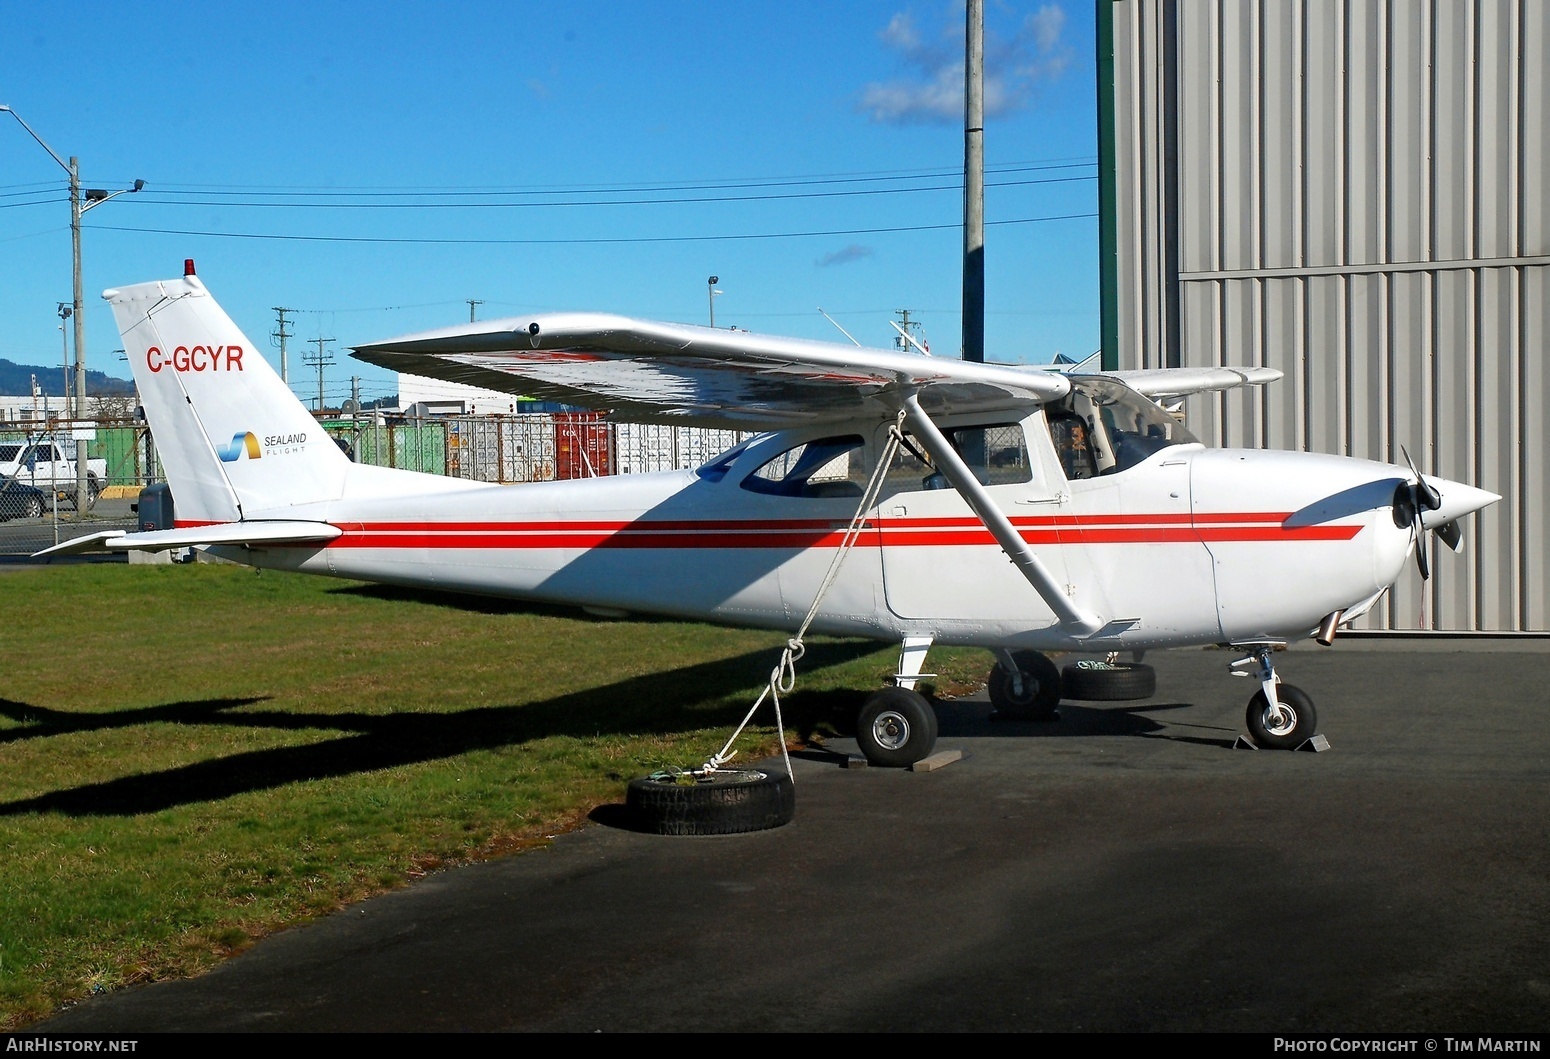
xmin=1245 ymin=683 xmax=1318 ymax=750
xmin=1232 ymin=644 xmax=1323 ymax=750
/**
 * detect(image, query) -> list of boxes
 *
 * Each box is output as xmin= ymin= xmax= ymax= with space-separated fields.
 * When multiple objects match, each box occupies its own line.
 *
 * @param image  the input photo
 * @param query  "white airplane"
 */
xmin=49 ymin=264 xmax=1498 ymax=767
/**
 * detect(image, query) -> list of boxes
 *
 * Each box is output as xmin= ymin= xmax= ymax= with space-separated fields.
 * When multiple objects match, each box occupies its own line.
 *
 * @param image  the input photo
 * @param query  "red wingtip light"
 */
xmin=184 ymin=258 xmax=196 ymax=277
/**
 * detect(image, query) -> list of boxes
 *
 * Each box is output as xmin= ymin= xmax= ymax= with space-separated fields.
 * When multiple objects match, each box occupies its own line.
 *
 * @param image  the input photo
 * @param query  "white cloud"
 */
xmin=858 ymin=3 xmax=1072 ymax=126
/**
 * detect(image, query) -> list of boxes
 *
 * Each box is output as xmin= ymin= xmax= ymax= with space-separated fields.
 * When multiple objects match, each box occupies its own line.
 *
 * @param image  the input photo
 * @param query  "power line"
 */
xmin=122 ymin=174 xmax=1093 ymax=211
xmin=96 ymin=211 xmax=1097 ymax=247
xmin=135 ymin=158 xmax=1097 ymax=196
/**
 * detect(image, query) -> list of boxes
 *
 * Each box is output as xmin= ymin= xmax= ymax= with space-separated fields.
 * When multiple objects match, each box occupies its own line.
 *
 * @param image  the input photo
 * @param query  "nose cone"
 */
xmin=1418 ymin=475 xmax=1501 ymax=530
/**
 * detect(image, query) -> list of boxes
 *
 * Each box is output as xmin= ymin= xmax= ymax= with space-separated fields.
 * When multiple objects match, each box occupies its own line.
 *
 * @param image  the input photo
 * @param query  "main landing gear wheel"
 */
xmin=988 ymin=650 xmax=1061 ymax=721
xmin=1245 ymin=683 xmax=1318 ymax=751
xmin=70 ymin=474 xmax=99 ymax=512
xmin=1060 ymin=660 xmax=1157 ymax=701
xmin=856 ymin=687 xmax=938 ymax=768
xmin=626 ymin=769 xmax=795 ymax=836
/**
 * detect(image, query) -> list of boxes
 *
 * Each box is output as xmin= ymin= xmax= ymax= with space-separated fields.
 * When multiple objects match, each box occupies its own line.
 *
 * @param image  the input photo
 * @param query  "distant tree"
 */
xmin=89 ymin=394 xmax=137 ymax=422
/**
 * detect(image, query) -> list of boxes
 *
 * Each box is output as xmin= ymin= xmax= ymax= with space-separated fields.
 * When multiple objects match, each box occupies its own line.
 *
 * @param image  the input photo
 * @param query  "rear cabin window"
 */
xmin=695 ymin=438 xmax=755 ymax=483
xmin=884 ymin=423 xmax=1032 ymax=492
xmin=740 ymin=435 xmax=867 ymax=498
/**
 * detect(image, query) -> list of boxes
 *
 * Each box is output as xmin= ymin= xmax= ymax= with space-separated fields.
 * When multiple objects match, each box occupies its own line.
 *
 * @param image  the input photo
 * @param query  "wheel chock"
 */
xmin=843 ymin=754 xmax=868 ymax=770
xmin=909 ymin=749 xmax=963 ymax=773
xmin=1233 ymin=733 xmax=1330 ymax=752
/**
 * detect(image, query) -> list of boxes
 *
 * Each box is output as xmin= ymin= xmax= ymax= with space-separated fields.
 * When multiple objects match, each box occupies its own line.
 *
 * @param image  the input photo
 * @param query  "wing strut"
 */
xmin=901 ymin=394 xmax=1103 ymax=637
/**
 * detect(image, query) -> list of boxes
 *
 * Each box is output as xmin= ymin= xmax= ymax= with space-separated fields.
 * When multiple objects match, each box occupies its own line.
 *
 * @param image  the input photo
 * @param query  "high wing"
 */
xmin=1098 ymin=365 xmax=1284 ymax=399
xmin=352 ymin=314 xmax=1072 ymax=430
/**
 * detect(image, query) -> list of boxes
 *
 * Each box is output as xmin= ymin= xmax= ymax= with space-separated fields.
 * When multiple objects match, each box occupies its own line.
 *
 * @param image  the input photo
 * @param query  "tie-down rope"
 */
xmin=699 ymin=411 xmax=908 ymax=781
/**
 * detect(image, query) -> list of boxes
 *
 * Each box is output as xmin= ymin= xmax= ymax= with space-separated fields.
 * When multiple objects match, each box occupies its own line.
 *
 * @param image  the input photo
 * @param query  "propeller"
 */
xmin=1394 ymin=446 xmax=1443 ymax=580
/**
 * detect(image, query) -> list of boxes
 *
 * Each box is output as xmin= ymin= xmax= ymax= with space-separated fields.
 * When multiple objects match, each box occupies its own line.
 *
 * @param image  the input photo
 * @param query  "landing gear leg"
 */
xmin=1232 ymin=645 xmax=1320 ymax=750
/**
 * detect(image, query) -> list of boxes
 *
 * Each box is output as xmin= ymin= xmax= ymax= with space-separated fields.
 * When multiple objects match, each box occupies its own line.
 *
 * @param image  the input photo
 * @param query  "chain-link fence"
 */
xmin=0 ymin=422 xmax=146 ymax=560
xmin=0 ymin=414 xmax=753 ymax=558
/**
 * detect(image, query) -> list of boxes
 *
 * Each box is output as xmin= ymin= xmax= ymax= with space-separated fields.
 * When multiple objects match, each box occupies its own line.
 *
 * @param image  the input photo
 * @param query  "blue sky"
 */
xmin=1 ymin=1 xmax=1099 ymax=407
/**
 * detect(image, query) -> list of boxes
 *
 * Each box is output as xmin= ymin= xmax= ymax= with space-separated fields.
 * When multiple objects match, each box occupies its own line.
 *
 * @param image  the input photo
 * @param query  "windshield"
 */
xmin=0 ymin=445 xmax=22 ymax=462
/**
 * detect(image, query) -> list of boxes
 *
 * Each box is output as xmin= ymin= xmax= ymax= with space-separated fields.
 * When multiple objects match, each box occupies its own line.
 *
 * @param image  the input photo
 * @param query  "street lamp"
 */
xmin=57 ymin=303 xmax=72 ymax=412
xmin=707 ymin=275 xmax=722 ymax=328
xmin=1 ymin=104 xmax=144 ymax=509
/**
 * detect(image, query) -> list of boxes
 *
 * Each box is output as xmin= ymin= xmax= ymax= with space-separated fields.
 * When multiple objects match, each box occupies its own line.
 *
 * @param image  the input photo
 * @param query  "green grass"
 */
xmin=0 ymin=562 xmax=989 ymax=1028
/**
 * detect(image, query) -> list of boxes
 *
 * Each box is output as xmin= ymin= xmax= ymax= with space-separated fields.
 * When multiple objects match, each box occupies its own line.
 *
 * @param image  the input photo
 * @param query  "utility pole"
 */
xmin=893 ymin=309 xmax=921 ymax=354
xmin=271 ymin=307 xmax=294 ymax=384
xmin=304 ymin=337 xmax=335 ymax=413
xmin=962 ymin=0 xmax=985 ymax=363
xmin=467 ymin=299 xmax=484 ymax=323
xmin=1 ymin=106 xmax=144 ymax=510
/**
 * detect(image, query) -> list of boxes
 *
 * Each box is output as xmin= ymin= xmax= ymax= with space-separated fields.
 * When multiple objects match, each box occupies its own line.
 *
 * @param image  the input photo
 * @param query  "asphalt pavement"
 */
xmin=37 ymin=640 xmax=1550 ymax=1033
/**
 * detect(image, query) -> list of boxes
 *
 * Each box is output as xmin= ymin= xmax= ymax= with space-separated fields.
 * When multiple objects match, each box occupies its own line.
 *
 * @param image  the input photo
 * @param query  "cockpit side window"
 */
xmin=1048 ymin=413 xmax=1097 ymax=480
xmin=740 ymin=435 xmax=867 ymax=498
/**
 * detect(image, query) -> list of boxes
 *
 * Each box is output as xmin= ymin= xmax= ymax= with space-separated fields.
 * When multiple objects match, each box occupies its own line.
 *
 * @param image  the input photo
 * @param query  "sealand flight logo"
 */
xmin=217 ymin=431 xmax=307 ymax=462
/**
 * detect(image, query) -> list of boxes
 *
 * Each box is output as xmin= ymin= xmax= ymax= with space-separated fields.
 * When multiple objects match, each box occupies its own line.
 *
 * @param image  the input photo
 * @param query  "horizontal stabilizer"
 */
xmin=34 ymin=521 xmax=341 ymax=559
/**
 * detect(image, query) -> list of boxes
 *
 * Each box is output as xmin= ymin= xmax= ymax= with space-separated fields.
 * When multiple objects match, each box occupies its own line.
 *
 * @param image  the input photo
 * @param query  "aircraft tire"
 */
xmin=987 ymin=651 xmax=1061 ymax=720
xmin=1060 ymin=661 xmax=1156 ymax=701
xmin=67 ymin=474 xmax=99 ymax=512
xmin=856 ymin=687 xmax=938 ymax=767
xmin=1245 ymin=683 xmax=1318 ymax=750
xmin=626 ymin=768 xmax=794 ymax=836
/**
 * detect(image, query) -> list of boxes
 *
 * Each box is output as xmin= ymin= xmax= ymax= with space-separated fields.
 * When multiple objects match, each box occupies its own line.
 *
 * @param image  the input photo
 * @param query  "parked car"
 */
xmin=0 ymin=439 xmax=107 ymax=510
xmin=0 ymin=475 xmax=48 ymax=521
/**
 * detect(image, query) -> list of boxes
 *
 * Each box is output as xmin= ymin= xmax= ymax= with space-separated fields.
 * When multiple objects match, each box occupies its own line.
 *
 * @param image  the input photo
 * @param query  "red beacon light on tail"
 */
xmin=184 ymin=259 xmax=197 ymax=277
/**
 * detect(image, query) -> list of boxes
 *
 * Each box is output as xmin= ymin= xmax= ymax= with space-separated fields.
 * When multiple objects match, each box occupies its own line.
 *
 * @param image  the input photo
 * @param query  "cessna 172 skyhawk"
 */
xmin=50 ymin=264 xmax=1498 ymax=767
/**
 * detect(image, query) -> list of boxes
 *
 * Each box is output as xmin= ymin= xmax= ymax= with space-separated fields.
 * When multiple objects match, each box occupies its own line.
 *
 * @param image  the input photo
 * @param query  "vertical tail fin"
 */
xmin=107 ymin=271 xmax=349 ymax=523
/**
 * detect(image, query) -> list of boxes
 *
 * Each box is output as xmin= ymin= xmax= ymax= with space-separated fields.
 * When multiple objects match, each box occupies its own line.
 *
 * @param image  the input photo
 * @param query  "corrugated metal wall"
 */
xmin=1105 ymin=0 xmax=1549 ymax=631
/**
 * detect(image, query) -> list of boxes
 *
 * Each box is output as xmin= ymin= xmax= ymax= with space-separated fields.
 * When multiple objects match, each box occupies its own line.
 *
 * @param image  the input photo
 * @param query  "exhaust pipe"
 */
xmin=1316 ymin=610 xmax=1343 ymax=647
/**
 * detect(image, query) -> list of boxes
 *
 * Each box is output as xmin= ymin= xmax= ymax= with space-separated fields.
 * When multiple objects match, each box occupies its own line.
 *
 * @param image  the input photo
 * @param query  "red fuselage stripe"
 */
xmin=169 ymin=513 xmax=1359 ymax=548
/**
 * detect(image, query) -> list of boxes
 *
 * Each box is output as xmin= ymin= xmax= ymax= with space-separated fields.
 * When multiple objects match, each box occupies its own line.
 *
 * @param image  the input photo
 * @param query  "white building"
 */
xmin=0 ymin=394 xmax=74 ymax=427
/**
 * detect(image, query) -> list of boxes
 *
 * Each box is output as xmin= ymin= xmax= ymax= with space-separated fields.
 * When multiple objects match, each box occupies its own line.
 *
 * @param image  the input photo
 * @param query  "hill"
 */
xmin=0 ymin=358 xmax=136 ymax=397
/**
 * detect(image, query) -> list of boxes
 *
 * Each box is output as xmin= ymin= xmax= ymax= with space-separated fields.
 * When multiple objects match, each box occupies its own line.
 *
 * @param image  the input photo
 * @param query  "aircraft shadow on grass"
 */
xmin=0 ymin=640 xmax=883 ymax=818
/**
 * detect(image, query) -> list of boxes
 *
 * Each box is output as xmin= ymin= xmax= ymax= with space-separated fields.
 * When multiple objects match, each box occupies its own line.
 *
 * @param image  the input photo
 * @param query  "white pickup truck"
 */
xmin=0 ymin=438 xmax=108 ymax=509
